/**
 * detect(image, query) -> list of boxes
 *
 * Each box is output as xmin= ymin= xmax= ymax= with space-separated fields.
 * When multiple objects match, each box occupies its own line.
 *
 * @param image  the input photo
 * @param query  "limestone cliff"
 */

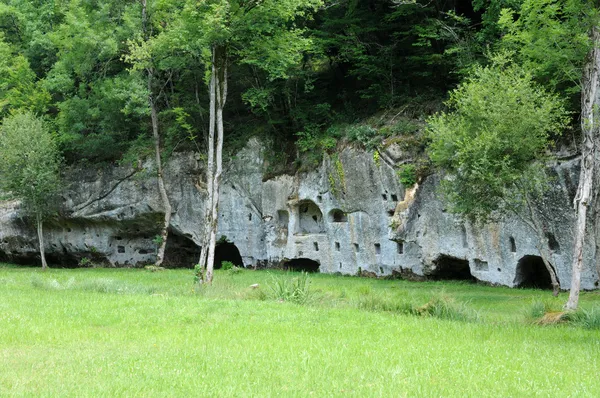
xmin=0 ymin=138 xmax=597 ymax=290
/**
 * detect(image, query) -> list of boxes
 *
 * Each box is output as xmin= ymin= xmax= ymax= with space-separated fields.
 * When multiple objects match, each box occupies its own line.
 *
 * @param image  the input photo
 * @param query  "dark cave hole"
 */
xmin=430 ymin=255 xmax=475 ymax=281
xmin=514 ymin=255 xmax=553 ymax=290
xmin=283 ymin=258 xmax=320 ymax=273
xmin=510 ymin=237 xmax=517 ymax=253
xmin=546 ymin=233 xmax=560 ymax=253
xmin=163 ymin=232 xmax=202 ymax=268
xmin=329 ymin=209 xmax=348 ymax=223
xmin=214 ymin=242 xmax=244 ymax=270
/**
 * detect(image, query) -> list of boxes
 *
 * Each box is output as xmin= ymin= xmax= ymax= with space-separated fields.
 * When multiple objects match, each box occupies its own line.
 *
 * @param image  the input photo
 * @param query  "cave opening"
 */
xmin=296 ymin=200 xmax=325 ymax=234
xmin=283 ymin=258 xmax=320 ymax=273
xmin=163 ymin=231 xmax=202 ymax=268
xmin=214 ymin=242 xmax=244 ymax=269
xmin=329 ymin=209 xmax=348 ymax=223
xmin=514 ymin=255 xmax=553 ymax=290
xmin=430 ymin=255 xmax=475 ymax=281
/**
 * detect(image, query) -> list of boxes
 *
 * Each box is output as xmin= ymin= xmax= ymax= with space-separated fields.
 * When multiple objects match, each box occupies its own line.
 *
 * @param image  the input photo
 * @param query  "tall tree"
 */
xmin=566 ymin=23 xmax=600 ymax=310
xmin=498 ymin=0 xmax=598 ymax=309
xmin=137 ymin=0 xmax=173 ymax=267
xmin=171 ymin=0 xmax=323 ymax=283
xmin=0 ymin=112 xmax=62 ymax=269
xmin=427 ymin=53 xmax=569 ymax=295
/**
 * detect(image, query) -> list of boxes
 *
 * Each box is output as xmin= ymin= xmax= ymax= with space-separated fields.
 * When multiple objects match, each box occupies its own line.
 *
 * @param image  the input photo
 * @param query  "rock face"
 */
xmin=0 ymin=138 xmax=597 ymax=290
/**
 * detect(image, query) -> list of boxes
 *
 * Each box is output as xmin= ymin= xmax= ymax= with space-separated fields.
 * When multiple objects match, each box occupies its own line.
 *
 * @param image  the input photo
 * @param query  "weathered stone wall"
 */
xmin=0 ymin=138 xmax=597 ymax=290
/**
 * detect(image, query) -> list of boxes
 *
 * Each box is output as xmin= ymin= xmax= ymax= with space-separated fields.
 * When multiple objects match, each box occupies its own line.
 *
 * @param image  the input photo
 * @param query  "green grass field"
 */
xmin=1 ymin=264 xmax=599 ymax=396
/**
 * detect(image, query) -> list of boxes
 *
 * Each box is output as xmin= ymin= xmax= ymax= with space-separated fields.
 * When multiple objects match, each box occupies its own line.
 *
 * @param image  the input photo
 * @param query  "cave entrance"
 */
xmin=283 ymin=258 xmax=320 ymax=273
xmin=514 ymin=255 xmax=553 ymax=290
xmin=163 ymin=232 xmax=202 ymax=268
xmin=214 ymin=242 xmax=244 ymax=269
xmin=430 ymin=255 xmax=475 ymax=281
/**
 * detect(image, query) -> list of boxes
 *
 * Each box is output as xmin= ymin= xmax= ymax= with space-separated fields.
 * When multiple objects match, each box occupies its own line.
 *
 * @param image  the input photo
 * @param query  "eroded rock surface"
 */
xmin=0 ymin=138 xmax=597 ymax=290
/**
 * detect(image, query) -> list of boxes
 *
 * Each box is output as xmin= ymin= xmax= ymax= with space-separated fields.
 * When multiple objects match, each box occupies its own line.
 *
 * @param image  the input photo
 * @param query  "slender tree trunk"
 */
xmin=197 ymin=49 xmax=217 ymax=281
xmin=36 ymin=214 xmax=48 ymax=270
xmin=149 ymin=71 xmax=172 ymax=266
xmin=566 ymin=26 xmax=600 ymax=310
xmin=141 ymin=0 xmax=171 ymax=267
xmin=204 ymin=46 xmax=228 ymax=284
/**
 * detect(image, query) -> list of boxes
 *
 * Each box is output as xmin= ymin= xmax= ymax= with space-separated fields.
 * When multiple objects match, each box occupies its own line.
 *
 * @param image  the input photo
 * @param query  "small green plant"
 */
xmin=194 ymin=263 xmax=203 ymax=284
xmin=268 ymin=272 xmax=312 ymax=305
xmin=347 ymin=125 xmax=379 ymax=149
xmin=221 ymin=261 xmax=235 ymax=271
xmin=373 ymin=151 xmax=381 ymax=167
xmin=397 ymin=164 xmax=417 ymax=187
xmin=228 ymin=266 xmax=243 ymax=275
xmin=79 ymin=257 xmax=92 ymax=267
xmin=390 ymin=118 xmax=420 ymax=136
xmin=152 ymin=235 xmax=163 ymax=246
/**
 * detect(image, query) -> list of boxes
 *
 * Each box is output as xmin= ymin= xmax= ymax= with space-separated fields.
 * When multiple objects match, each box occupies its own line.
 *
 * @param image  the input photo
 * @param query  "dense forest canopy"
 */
xmin=1 ymin=0 xmax=574 ymax=167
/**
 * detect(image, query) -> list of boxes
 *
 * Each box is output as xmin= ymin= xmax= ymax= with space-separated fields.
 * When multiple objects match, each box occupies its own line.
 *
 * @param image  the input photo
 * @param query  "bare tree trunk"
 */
xmin=36 ymin=214 xmax=48 ymax=270
xmin=197 ymin=49 xmax=217 ymax=281
xmin=149 ymin=73 xmax=172 ymax=267
xmin=566 ymin=26 xmax=600 ymax=310
xmin=205 ymin=47 xmax=228 ymax=284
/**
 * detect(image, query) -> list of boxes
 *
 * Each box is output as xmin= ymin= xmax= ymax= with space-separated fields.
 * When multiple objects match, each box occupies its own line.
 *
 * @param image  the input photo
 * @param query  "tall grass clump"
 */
xmin=413 ymin=295 xmax=479 ymax=322
xmin=525 ymin=299 xmax=566 ymax=325
xmin=355 ymin=292 xmax=414 ymax=314
xmin=30 ymin=276 xmax=75 ymax=290
xmin=569 ymin=307 xmax=600 ymax=330
xmin=268 ymin=272 xmax=313 ymax=304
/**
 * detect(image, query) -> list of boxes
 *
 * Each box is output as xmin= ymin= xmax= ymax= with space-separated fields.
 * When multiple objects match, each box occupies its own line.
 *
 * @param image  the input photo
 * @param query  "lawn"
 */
xmin=1 ymin=264 xmax=599 ymax=396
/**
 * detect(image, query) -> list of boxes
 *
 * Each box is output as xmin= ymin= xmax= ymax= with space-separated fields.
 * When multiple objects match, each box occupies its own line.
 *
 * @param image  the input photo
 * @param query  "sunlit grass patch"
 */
xmin=1 ymin=265 xmax=600 ymax=396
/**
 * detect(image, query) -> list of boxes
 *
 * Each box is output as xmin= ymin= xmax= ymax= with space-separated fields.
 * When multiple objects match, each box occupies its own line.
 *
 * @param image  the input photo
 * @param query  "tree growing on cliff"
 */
xmin=496 ymin=0 xmax=598 ymax=311
xmin=169 ymin=0 xmax=323 ymax=284
xmin=0 ymin=112 xmax=62 ymax=269
xmin=127 ymin=0 xmax=174 ymax=267
xmin=427 ymin=53 xmax=569 ymax=295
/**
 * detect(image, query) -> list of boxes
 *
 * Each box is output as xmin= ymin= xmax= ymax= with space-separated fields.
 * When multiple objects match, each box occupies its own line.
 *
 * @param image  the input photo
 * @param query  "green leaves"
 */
xmin=427 ymin=53 xmax=569 ymax=221
xmin=0 ymin=38 xmax=50 ymax=117
xmin=0 ymin=112 xmax=62 ymax=219
xmin=498 ymin=0 xmax=592 ymax=95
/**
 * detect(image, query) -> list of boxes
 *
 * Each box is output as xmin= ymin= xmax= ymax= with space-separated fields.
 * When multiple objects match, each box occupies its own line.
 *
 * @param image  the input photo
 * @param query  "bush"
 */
xmin=397 ymin=164 xmax=417 ymax=187
xmin=427 ymin=52 xmax=569 ymax=221
xmin=347 ymin=125 xmax=379 ymax=149
xmin=221 ymin=261 xmax=235 ymax=271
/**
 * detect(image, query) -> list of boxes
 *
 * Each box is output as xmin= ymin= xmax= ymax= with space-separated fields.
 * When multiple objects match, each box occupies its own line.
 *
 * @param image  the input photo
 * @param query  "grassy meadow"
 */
xmin=1 ymin=264 xmax=600 ymax=396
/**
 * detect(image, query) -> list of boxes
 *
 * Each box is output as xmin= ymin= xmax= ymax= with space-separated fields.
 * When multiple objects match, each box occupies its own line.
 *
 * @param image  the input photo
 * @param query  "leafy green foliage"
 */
xmin=498 ymin=0 xmax=592 ymax=96
xmin=427 ymin=53 xmax=569 ymax=221
xmin=0 ymin=112 xmax=62 ymax=219
xmin=397 ymin=164 xmax=417 ymax=187
xmin=0 ymin=37 xmax=50 ymax=116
